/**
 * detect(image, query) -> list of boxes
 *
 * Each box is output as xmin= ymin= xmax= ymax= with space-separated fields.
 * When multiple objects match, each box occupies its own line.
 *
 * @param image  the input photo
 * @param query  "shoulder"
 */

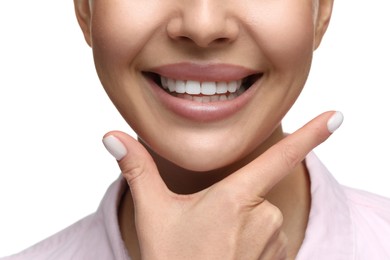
xmin=1 ymin=177 xmax=129 ymax=260
xmin=302 ymin=152 xmax=390 ymax=259
xmin=1 ymin=213 xmax=112 ymax=260
xmin=344 ymin=186 xmax=390 ymax=218
xmin=343 ymin=186 xmax=390 ymax=258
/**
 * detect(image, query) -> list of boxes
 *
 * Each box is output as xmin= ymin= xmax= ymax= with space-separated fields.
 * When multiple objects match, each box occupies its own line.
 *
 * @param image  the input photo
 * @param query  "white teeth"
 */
xmin=175 ymin=80 xmax=186 ymax=93
xmin=193 ymin=96 xmax=203 ymax=102
xmin=167 ymin=78 xmax=175 ymax=92
xmin=159 ymin=75 xmax=247 ymax=103
xmin=183 ymin=94 xmax=193 ymax=100
xmin=160 ymin=76 xmax=243 ymax=96
xmin=177 ymin=93 xmax=240 ymax=103
xmin=219 ymin=95 xmax=228 ymax=101
xmin=211 ymin=95 xmax=219 ymax=102
xmin=161 ymin=77 xmax=168 ymax=89
xmin=186 ymin=80 xmax=201 ymax=95
xmin=228 ymin=81 xmax=238 ymax=93
xmin=201 ymin=82 xmax=217 ymax=95
xmin=216 ymin=82 xmax=228 ymax=94
xmin=202 ymin=96 xmax=211 ymax=102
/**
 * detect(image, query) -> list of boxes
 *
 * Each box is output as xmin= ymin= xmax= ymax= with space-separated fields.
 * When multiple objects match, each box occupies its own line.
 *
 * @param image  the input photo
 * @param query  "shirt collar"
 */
xmin=297 ymin=152 xmax=355 ymax=259
xmin=98 ymin=175 xmax=131 ymax=260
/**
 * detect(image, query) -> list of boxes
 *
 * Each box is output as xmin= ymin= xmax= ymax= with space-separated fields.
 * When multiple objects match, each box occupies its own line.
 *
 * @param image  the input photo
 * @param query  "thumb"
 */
xmin=102 ymin=131 xmax=169 ymax=206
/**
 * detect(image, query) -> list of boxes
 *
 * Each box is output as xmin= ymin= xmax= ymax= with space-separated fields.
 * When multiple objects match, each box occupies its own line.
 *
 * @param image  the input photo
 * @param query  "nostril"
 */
xmin=167 ymin=19 xmax=237 ymax=48
xmin=175 ymin=36 xmax=231 ymax=48
xmin=177 ymin=36 xmax=193 ymax=43
xmin=213 ymin=37 xmax=230 ymax=45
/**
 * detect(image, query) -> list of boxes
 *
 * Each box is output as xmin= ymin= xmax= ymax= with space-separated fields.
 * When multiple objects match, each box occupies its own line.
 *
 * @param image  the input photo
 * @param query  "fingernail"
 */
xmin=103 ymin=135 xmax=127 ymax=161
xmin=327 ymin=111 xmax=344 ymax=133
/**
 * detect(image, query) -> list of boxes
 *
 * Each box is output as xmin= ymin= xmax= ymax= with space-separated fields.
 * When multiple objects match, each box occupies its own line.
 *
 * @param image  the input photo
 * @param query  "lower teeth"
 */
xmin=172 ymin=86 xmax=245 ymax=103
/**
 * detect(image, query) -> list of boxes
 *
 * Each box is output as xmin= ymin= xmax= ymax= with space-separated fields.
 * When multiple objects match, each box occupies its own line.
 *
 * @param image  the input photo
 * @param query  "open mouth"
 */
xmin=144 ymin=72 xmax=262 ymax=103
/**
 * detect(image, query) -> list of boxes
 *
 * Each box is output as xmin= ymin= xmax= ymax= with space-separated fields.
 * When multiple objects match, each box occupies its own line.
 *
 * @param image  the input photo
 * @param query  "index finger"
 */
xmin=227 ymin=111 xmax=343 ymax=197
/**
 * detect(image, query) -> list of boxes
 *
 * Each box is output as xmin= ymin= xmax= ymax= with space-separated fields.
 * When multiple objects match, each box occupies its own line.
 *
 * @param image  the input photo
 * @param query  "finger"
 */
xmin=228 ymin=111 xmax=343 ymax=197
xmin=102 ymin=131 xmax=170 ymax=206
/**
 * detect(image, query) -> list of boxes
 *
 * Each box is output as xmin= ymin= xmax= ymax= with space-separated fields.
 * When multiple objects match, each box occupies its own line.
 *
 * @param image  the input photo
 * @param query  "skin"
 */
xmin=74 ymin=0 xmax=334 ymax=259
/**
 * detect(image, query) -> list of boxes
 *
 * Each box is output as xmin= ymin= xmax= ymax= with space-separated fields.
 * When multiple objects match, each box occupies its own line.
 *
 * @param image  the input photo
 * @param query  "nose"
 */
xmin=167 ymin=1 xmax=239 ymax=48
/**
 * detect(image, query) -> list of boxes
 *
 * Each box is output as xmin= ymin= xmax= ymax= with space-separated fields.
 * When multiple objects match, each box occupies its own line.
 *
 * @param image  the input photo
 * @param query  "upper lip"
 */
xmin=147 ymin=62 xmax=260 ymax=82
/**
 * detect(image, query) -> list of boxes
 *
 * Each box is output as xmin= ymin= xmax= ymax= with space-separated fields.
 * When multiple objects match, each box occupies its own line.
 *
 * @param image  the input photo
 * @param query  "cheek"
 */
xmin=88 ymin=0 xmax=169 ymax=132
xmin=245 ymin=2 xmax=315 ymax=71
xmin=90 ymin=0 xmax=167 ymax=69
xmin=245 ymin=2 xmax=316 ymax=114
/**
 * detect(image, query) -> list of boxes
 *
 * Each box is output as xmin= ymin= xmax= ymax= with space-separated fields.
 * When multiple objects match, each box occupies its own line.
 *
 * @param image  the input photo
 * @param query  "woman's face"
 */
xmin=76 ymin=0 xmax=331 ymax=171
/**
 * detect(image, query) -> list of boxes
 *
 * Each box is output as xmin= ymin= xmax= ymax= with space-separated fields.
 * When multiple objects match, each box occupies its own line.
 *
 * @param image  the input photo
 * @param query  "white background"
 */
xmin=1 ymin=0 xmax=390 ymax=257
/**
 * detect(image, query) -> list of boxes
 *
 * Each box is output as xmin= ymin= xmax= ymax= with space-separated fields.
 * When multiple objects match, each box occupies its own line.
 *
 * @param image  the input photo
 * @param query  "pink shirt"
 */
xmin=3 ymin=153 xmax=390 ymax=259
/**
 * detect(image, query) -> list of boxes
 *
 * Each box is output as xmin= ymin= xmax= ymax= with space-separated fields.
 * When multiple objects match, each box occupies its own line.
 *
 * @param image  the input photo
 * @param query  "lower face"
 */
xmin=90 ymin=0 xmax=316 ymax=172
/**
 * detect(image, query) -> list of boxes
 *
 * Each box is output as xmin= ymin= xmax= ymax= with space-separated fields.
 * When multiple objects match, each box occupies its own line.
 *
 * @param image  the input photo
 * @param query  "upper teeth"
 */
xmin=161 ymin=76 xmax=242 ymax=95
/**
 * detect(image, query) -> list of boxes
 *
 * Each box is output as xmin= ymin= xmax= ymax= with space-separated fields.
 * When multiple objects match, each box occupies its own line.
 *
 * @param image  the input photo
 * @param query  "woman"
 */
xmin=2 ymin=0 xmax=390 ymax=259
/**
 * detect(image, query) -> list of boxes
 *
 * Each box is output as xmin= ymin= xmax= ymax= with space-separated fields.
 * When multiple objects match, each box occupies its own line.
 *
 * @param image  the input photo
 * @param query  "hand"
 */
xmin=103 ymin=111 xmax=343 ymax=260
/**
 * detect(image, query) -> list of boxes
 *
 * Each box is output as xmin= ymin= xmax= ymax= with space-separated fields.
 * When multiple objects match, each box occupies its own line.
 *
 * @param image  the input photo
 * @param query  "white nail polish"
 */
xmin=103 ymin=135 xmax=127 ymax=161
xmin=327 ymin=111 xmax=344 ymax=133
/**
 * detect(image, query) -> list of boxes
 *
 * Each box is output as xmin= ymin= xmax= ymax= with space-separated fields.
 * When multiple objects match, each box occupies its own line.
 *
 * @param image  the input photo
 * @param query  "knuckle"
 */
xmin=121 ymin=159 xmax=147 ymax=186
xmin=264 ymin=204 xmax=284 ymax=229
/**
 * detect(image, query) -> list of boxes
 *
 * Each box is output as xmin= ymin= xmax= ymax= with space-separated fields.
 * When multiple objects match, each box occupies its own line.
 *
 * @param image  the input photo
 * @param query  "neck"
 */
xmin=119 ymin=126 xmax=311 ymax=259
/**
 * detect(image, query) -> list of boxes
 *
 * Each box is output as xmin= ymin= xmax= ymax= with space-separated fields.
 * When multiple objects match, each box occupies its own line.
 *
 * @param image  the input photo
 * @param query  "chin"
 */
xmin=176 ymin=158 xmax=229 ymax=173
xmin=162 ymin=144 xmax=244 ymax=173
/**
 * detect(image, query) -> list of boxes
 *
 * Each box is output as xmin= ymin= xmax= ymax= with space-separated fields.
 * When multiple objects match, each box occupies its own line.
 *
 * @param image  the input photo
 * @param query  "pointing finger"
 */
xmin=227 ymin=111 xmax=343 ymax=197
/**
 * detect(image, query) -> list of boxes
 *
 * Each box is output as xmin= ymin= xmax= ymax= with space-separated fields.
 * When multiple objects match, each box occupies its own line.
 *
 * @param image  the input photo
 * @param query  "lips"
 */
xmin=143 ymin=63 xmax=263 ymax=122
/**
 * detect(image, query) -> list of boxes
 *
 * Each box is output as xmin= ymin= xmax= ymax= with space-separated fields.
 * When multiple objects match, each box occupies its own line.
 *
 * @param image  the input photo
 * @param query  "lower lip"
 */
xmin=147 ymin=78 xmax=261 ymax=122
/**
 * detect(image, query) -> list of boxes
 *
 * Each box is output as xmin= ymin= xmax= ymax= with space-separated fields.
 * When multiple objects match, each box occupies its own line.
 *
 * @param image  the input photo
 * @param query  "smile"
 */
xmin=144 ymin=63 xmax=263 ymax=122
xmin=145 ymin=72 xmax=261 ymax=103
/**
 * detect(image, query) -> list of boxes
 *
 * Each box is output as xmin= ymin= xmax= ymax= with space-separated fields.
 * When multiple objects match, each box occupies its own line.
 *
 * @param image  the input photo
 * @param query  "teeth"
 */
xmin=228 ymin=80 xmax=241 ymax=93
xmin=161 ymin=76 xmax=243 ymax=96
xmin=186 ymin=80 xmax=201 ymax=95
xmin=211 ymin=95 xmax=219 ymax=102
xmin=193 ymin=96 xmax=203 ymax=102
xmin=216 ymin=82 xmax=228 ymax=94
xmin=177 ymin=93 xmax=239 ymax=103
xmin=159 ymin=75 xmax=247 ymax=103
xmin=167 ymin=79 xmax=176 ymax=92
xmin=161 ymin=77 xmax=168 ymax=89
xmin=202 ymin=96 xmax=211 ymax=103
xmin=219 ymin=95 xmax=228 ymax=101
xmin=175 ymin=80 xmax=186 ymax=93
xmin=201 ymin=82 xmax=217 ymax=95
